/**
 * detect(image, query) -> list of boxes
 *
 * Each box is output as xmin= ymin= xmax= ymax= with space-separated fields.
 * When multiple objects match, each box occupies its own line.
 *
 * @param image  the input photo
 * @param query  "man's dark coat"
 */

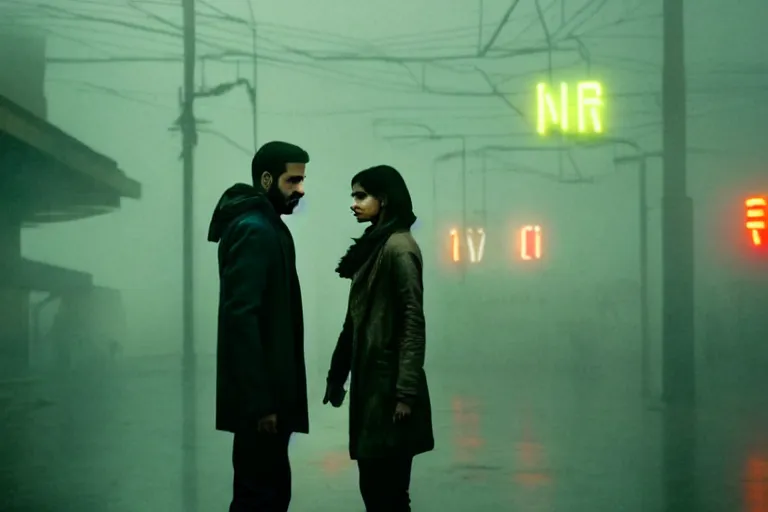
xmin=328 ymin=230 xmax=434 ymax=459
xmin=208 ymin=183 xmax=309 ymax=434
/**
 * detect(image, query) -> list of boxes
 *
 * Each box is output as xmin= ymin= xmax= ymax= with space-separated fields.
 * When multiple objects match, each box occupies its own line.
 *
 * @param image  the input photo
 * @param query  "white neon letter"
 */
xmin=466 ymin=228 xmax=486 ymax=263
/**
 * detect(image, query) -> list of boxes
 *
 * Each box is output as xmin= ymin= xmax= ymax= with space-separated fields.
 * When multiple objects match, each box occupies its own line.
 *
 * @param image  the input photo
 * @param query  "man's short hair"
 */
xmin=251 ymin=141 xmax=309 ymax=184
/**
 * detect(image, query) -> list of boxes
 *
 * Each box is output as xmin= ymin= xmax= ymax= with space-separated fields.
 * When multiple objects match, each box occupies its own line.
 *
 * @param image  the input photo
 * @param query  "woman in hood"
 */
xmin=324 ymin=165 xmax=434 ymax=511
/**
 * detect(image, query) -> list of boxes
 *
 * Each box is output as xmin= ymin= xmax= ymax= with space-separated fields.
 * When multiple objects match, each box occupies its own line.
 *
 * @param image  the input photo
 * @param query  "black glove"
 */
xmin=322 ymin=380 xmax=346 ymax=408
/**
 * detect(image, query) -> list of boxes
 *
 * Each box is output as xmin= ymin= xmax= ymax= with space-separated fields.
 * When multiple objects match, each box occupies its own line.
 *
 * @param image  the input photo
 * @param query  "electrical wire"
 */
xmin=2 ymin=0 xmax=765 ymax=166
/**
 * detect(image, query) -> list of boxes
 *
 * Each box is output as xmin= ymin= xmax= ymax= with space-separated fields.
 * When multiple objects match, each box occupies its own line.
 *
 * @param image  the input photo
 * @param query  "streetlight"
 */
xmin=614 ymin=148 xmax=652 ymax=404
xmin=610 ymin=142 xmax=734 ymax=405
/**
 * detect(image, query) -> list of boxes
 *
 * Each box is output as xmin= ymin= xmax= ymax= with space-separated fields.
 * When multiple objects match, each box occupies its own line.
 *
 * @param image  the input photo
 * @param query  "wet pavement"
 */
xmin=1 ymin=355 xmax=767 ymax=511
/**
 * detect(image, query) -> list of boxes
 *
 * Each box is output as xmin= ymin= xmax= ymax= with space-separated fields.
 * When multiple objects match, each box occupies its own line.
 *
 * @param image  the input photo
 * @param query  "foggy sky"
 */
xmin=8 ymin=0 xmax=767 ymax=368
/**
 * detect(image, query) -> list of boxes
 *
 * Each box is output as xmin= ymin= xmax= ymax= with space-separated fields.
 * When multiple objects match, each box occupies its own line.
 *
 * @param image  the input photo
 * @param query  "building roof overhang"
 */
xmin=0 ymin=94 xmax=142 ymax=223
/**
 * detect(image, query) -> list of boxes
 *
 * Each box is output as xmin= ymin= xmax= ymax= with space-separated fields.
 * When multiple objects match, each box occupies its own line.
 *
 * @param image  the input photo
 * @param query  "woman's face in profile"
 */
xmin=350 ymin=183 xmax=381 ymax=223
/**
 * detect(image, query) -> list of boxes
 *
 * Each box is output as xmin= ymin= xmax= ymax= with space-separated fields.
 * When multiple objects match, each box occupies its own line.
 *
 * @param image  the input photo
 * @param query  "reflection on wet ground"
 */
xmin=0 ymin=356 xmax=767 ymax=511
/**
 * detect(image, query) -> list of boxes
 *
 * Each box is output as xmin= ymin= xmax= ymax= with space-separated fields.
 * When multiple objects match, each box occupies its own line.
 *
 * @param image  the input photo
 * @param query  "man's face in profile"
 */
xmin=269 ymin=162 xmax=305 ymax=214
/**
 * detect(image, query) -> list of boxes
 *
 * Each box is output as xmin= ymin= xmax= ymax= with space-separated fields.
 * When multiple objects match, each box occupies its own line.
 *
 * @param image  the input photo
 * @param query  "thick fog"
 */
xmin=1 ymin=0 xmax=767 ymax=510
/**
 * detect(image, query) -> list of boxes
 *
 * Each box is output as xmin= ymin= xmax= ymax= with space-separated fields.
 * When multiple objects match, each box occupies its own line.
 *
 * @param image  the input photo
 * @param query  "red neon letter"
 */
xmin=745 ymin=456 xmax=768 ymax=511
xmin=449 ymin=228 xmax=460 ymax=262
xmin=746 ymin=197 xmax=767 ymax=247
xmin=520 ymin=225 xmax=542 ymax=260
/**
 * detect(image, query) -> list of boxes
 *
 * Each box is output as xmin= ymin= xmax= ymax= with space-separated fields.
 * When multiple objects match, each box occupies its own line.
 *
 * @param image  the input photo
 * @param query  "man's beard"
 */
xmin=268 ymin=187 xmax=302 ymax=214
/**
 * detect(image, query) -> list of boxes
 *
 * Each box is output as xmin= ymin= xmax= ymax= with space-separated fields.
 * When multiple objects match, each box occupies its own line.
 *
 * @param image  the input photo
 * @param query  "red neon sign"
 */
xmin=744 ymin=456 xmax=768 ymax=512
xmin=520 ymin=225 xmax=542 ymax=260
xmin=746 ymin=196 xmax=767 ymax=247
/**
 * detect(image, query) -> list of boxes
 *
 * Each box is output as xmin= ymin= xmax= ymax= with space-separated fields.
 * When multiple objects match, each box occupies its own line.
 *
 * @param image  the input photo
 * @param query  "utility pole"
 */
xmin=181 ymin=0 xmax=197 ymax=510
xmin=661 ymin=0 xmax=695 ymax=406
xmin=661 ymin=1 xmax=697 ymax=511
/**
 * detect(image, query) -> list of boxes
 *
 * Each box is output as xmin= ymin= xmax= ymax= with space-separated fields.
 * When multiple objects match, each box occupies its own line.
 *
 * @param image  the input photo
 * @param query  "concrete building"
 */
xmin=0 ymin=29 xmax=141 ymax=372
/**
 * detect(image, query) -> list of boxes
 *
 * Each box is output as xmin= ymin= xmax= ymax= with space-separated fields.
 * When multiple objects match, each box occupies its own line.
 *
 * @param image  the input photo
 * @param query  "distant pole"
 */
xmin=638 ymin=156 xmax=650 ymax=402
xmin=245 ymin=0 xmax=258 ymax=149
xmin=480 ymin=151 xmax=487 ymax=228
xmin=661 ymin=0 xmax=694 ymax=406
xmin=460 ymin=137 xmax=467 ymax=281
xmin=460 ymin=137 xmax=467 ymax=232
xmin=181 ymin=0 xmax=198 ymax=510
xmin=251 ymin=23 xmax=258 ymax=149
xmin=431 ymin=162 xmax=438 ymax=258
xmin=181 ymin=0 xmax=196 ymax=369
xmin=561 ymin=0 xmax=566 ymax=24
xmin=477 ymin=0 xmax=484 ymax=53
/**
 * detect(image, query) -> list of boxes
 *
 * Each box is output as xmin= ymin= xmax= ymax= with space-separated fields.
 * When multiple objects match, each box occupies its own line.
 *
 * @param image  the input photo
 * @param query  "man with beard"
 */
xmin=207 ymin=141 xmax=310 ymax=511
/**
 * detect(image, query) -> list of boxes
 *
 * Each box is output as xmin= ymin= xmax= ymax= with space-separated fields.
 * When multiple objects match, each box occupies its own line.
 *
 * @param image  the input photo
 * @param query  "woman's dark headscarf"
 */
xmin=335 ymin=165 xmax=417 ymax=279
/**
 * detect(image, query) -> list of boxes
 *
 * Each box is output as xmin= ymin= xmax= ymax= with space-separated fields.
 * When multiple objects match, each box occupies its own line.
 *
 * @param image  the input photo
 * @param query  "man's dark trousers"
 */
xmin=357 ymin=456 xmax=413 ymax=511
xmin=230 ymin=431 xmax=292 ymax=511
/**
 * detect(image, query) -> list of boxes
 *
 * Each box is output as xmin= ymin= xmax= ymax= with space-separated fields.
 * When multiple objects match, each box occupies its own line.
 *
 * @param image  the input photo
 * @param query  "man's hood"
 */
xmin=207 ymin=183 xmax=273 ymax=243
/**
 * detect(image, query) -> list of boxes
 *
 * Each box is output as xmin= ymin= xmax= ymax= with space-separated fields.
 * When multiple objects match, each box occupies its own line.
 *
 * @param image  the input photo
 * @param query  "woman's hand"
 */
xmin=322 ymin=380 xmax=346 ymax=408
xmin=393 ymin=402 xmax=411 ymax=422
